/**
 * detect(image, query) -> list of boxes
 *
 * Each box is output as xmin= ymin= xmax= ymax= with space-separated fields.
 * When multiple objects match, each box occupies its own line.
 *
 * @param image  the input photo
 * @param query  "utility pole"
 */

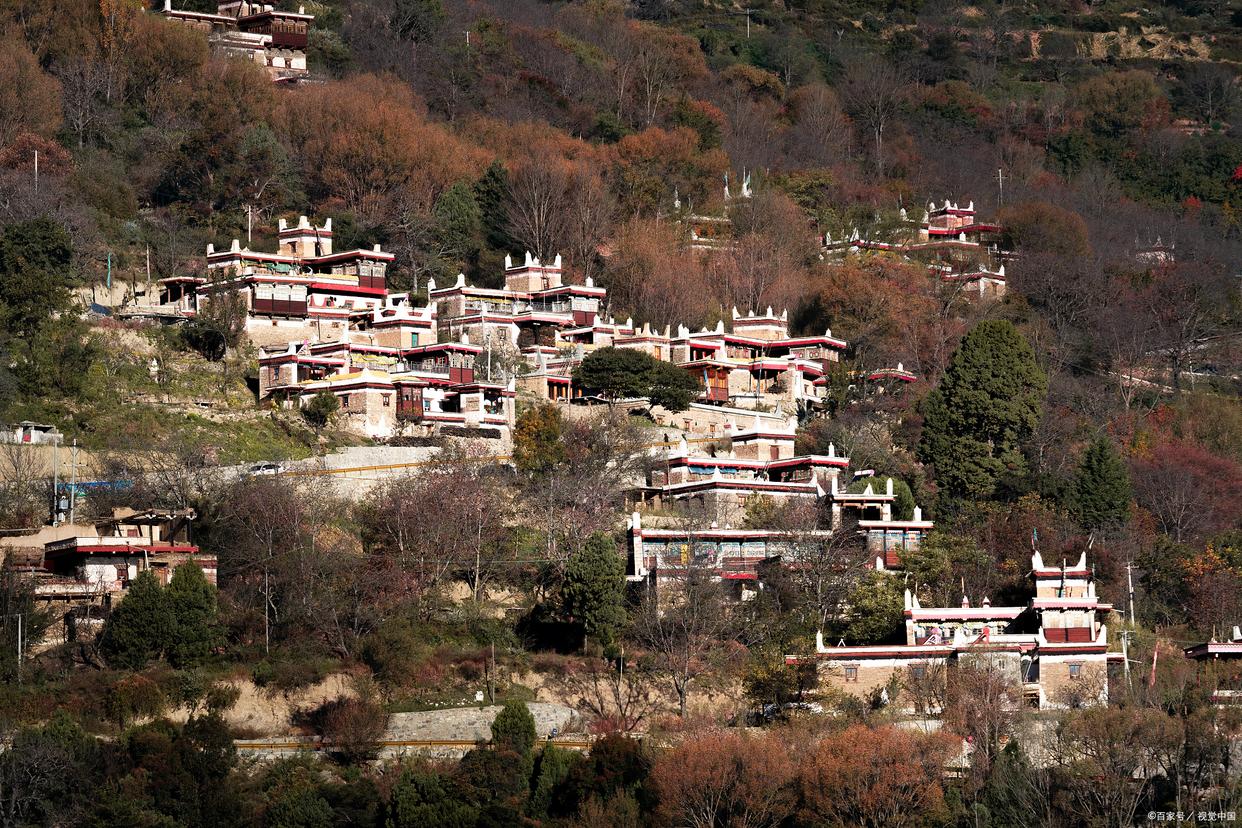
xmin=997 ymin=168 xmax=1005 ymax=207
xmin=10 ymin=613 xmax=22 ymax=685
xmin=1126 ymin=560 xmax=1136 ymax=628
xmin=246 ymin=204 xmax=253 ymax=247
xmin=69 ymin=439 xmax=78 ymax=525
xmin=465 ymin=29 xmax=470 ymax=46
xmin=33 ymin=150 xmax=38 ymax=195
xmin=51 ymin=434 xmax=59 ymax=525
xmin=1121 ymin=628 xmax=1132 ymax=691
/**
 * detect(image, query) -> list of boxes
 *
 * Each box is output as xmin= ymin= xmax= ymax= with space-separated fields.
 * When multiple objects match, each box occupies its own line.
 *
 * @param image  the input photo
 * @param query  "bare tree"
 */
xmin=506 ymin=158 xmax=570 ymax=262
xmin=0 ymin=442 xmax=46 ymax=530
xmin=359 ymin=449 xmax=509 ymax=614
xmin=53 ymin=57 xmax=109 ymax=148
xmin=1179 ymin=63 xmax=1239 ymax=125
xmin=562 ymin=169 xmax=615 ymax=284
xmin=550 ymin=654 xmax=657 ymax=733
xmin=838 ymin=58 xmax=909 ymax=172
xmin=632 ymin=564 xmax=737 ymax=718
xmin=943 ymin=657 xmax=1026 ymax=782
xmin=1054 ymin=705 xmax=1181 ymax=828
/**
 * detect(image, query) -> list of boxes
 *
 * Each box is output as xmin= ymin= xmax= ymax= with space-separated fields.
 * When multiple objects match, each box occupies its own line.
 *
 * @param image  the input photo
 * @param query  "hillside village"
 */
xmin=0 ymin=0 xmax=1241 ymax=825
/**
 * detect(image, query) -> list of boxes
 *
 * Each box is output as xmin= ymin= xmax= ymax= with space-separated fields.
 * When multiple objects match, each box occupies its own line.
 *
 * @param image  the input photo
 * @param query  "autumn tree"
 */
xmin=1131 ymin=439 xmax=1242 ymax=544
xmin=0 ymin=40 xmax=61 ymax=146
xmin=653 ymin=731 xmax=796 ymax=828
xmin=512 ymin=403 xmax=568 ymax=476
xmin=1072 ymin=70 xmax=1170 ymax=135
xmin=602 ymin=218 xmax=713 ymax=329
xmin=918 ymin=320 xmax=1048 ymax=500
xmin=800 ymin=725 xmax=956 ymax=828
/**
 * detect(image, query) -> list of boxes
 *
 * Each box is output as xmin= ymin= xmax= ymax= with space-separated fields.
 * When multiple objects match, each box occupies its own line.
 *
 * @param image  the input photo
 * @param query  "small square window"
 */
xmin=844 ymin=666 xmax=859 ymax=683
xmin=910 ymin=665 xmax=927 ymax=680
xmin=382 ymin=395 xmax=391 ymax=407
xmin=1069 ymin=663 xmax=1082 ymax=678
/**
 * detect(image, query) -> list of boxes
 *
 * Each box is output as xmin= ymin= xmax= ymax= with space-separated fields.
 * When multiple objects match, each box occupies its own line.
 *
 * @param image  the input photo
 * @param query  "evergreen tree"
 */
xmin=528 ymin=744 xmax=578 ymax=819
xmin=166 ymin=563 xmax=220 ymax=668
xmin=573 ymin=347 xmax=700 ymax=411
xmin=474 ymin=161 xmax=516 ymax=253
xmin=302 ymin=390 xmax=339 ymax=431
xmin=0 ymin=217 xmax=75 ymax=340
xmin=512 ymin=404 xmax=567 ymax=476
xmin=432 ymin=181 xmax=483 ymax=267
xmin=1073 ymin=437 xmax=1132 ymax=530
xmin=388 ymin=769 xmax=477 ymax=828
xmin=917 ymin=320 xmax=1047 ymax=500
xmin=562 ymin=533 xmax=627 ymax=652
xmin=490 ymin=700 xmax=536 ymax=758
xmin=101 ymin=571 xmax=173 ymax=669
xmin=843 ymin=571 xmax=905 ymax=643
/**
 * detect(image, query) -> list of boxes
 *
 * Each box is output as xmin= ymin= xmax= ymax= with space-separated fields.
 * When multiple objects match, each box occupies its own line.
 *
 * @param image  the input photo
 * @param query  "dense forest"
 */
xmin=1 ymin=0 xmax=1242 ymax=825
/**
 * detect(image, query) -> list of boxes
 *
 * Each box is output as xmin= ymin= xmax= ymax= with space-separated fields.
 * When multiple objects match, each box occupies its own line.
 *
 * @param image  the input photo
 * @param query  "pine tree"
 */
xmin=166 ymin=563 xmax=221 ymax=668
xmin=101 ymin=571 xmax=173 ymax=669
xmin=573 ymin=347 xmax=700 ymax=411
xmin=1073 ymin=437 xmax=1132 ymax=530
xmin=563 ymin=533 xmax=627 ymax=652
xmin=490 ymin=699 xmax=537 ymax=758
xmin=473 ymin=161 xmax=516 ymax=253
xmin=917 ymin=320 xmax=1047 ymax=500
xmin=432 ymin=181 xmax=482 ymax=267
xmin=528 ymin=744 xmax=577 ymax=819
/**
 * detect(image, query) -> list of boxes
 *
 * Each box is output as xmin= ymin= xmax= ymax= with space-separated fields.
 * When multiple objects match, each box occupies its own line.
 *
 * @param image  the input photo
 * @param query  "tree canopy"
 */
xmin=918 ymin=320 xmax=1048 ymax=501
xmin=572 ymin=347 xmax=701 ymax=411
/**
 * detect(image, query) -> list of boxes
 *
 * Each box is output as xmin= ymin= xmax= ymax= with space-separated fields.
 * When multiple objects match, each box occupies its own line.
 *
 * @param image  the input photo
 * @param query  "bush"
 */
xmin=308 ymin=694 xmax=387 ymax=764
xmin=302 ymin=390 xmax=339 ymax=430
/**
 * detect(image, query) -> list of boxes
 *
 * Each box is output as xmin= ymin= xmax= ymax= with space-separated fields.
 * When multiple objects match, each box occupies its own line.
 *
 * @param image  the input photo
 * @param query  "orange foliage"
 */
xmin=603 ymin=218 xmax=714 ymax=330
xmin=0 ymin=39 xmax=62 ymax=145
xmin=611 ymin=126 xmax=729 ymax=215
xmin=803 ymin=259 xmax=962 ymax=378
xmin=800 ymin=725 xmax=956 ymax=828
xmin=461 ymin=115 xmax=604 ymax=167
xmin=0 ymin=132 xmax=73 ymax=174
xmin=281 ymin=74 xmax=489 ymax=221
xmin=652 ymin=730 xmax=797 ymax=828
